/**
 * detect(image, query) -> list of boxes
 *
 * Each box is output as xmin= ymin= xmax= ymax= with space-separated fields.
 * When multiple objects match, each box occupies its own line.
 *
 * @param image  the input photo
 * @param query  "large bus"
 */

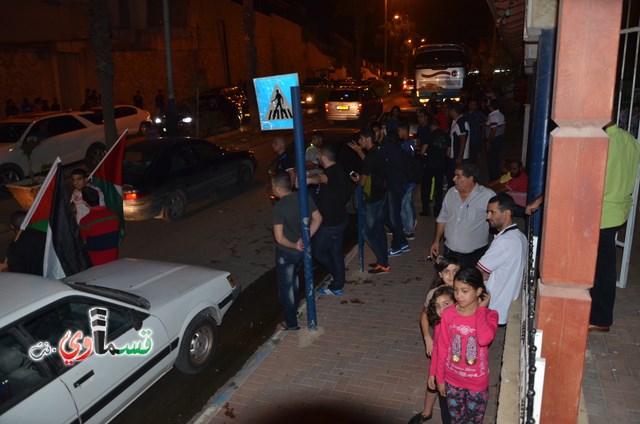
xmin=414 ymin=44 xmax=468 ymax=104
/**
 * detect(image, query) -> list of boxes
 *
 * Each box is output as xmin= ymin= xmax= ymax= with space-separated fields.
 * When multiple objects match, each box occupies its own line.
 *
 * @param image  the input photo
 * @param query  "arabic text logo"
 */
xmin=28 ymin=307 xmax=153 ymax=365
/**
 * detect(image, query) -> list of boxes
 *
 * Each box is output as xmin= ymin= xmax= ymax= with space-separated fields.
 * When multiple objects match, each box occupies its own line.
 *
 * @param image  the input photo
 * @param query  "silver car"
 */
xmin=324 ymin=86 xmax=383 ymax=124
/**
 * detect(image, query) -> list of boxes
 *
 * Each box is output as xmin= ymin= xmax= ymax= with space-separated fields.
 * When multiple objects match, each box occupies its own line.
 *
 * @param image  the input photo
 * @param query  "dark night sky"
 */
xmin=295 ymin=0 xmax=495 ymax=62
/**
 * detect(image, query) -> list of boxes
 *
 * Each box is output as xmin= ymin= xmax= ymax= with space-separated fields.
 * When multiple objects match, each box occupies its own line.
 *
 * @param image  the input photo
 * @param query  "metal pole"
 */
xmin=528 ymin=29 xmax=556 ymax=238
xmin=357 ymin=185 xmax=364 ymax=272
xmin=162 ymin=0 xmax=178 ymax=136
xmin=291 ymin=85 xmax=317 ymax=331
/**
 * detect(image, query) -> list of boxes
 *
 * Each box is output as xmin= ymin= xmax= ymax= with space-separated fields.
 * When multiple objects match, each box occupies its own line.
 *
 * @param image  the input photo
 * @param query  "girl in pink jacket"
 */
xmin=431 ymin=267 xmax=498 ymax=424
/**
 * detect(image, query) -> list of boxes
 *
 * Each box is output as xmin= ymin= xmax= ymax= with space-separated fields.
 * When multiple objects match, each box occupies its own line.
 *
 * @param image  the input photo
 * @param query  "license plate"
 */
xmin=336 ymin=105 xmax=350 ymax=110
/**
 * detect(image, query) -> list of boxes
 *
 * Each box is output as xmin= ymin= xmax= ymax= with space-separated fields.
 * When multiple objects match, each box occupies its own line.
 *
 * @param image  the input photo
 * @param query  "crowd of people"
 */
xmin=266 ymin=92 xmax=640 ymax=422
xmin=4 ymin=87 xmax=164 ymax=118
xmin=5 ymin=96 xmax=63 ymax=117
xmin=267 ymin=94 xmax=531 ymax=423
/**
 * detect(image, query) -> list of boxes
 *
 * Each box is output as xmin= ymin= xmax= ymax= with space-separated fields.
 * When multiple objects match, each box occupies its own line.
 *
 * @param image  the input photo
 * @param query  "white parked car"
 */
xmin=0 ymin=111 xmax=107 ymax=186
xmin=0 ymin=258 xmax=240 ymax=424
xmin=89 ymin=105 xmax=151 ymax=136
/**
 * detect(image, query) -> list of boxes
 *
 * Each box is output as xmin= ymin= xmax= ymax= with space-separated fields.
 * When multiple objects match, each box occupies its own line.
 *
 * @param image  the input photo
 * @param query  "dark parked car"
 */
xmin=123 ymin=138 xmax=257 ymax=221
xmin=154 ymin=89 xmax=247 ymax=137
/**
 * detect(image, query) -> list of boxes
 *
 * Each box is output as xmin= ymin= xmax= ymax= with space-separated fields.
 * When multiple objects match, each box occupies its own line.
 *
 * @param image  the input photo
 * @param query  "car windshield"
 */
xmin=123 ymin=149 xmax=162 ymax=176
xmin=329 ymin=90 xmax=359 ymax=102
xmin=82 ymin=112 xmax=103 ymax=125
xmin=415 ymin=50 xmax=467 ymax=69
xmin=0 ymin=122 xmax=29 ymax=143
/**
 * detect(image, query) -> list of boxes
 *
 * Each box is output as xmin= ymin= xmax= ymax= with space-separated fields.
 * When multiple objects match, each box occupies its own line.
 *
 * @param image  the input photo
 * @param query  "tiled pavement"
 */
xmin=581 ymin=221 xmax=640 ymax=424
xmin=196 ymin=212 xmax=507 ymax=424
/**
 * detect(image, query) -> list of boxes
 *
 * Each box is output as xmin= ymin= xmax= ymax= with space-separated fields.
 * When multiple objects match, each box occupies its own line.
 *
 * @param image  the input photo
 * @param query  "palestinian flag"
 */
xmin=22 ymin=158 xmax=92 ymax=279
xmin=90 ymin=130 xmax=126 ymax=244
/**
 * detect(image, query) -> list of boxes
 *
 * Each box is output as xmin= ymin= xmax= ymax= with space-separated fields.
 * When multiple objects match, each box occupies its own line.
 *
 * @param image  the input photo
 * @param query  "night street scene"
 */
xmin=0 ymin=0 xmax=639 ymax=423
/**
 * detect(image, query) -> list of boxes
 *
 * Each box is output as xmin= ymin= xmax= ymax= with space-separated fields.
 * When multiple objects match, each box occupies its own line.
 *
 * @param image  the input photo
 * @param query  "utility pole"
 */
xmin=162 ymin=0 xmax=178 ymax=136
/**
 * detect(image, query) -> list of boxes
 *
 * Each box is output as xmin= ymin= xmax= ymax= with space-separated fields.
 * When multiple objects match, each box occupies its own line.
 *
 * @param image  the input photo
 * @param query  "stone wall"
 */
xmin=0 ymin=0 xmax=336 ymax=116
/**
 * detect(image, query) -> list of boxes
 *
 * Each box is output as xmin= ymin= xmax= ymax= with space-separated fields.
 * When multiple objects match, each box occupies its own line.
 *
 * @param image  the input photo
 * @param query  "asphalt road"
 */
xmin=0 ymin=94 xmax=409 ymax=423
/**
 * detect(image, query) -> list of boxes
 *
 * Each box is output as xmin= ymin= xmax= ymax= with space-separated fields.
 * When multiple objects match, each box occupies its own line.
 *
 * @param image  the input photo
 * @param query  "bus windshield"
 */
xmin=415 ymin=50 xmax=467 ymax=69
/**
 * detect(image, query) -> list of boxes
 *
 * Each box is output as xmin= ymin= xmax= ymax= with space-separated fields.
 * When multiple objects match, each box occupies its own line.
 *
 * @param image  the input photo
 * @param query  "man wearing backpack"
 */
xmin=398 ymin=121 xmax=421 ymax=240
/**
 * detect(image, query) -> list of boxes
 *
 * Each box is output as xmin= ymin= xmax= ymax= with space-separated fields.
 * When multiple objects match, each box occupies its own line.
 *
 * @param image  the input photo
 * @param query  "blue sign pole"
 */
xmin=357 ymin=185 xmax=364 ymax=272
xmin=290 ymin=85 xmax=317 ymax=331
xmin=528 ymin=29 xmax=556 ymax=237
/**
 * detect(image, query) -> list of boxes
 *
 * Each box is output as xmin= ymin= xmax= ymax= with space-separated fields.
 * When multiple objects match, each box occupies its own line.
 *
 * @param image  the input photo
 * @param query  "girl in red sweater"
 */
xmin=431 ymin=267 xmax=498 ymax=424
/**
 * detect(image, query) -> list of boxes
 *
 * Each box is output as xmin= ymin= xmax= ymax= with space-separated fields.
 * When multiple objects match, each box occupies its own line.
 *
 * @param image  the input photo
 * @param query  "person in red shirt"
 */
xmin=490 ymin=160 xmax=528 ymax=215
xmin=79 ymin=186 xmax=120 ymax=266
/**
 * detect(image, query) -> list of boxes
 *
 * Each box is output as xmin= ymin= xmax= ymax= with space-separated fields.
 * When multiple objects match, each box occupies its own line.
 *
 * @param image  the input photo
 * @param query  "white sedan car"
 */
xmin=0 ymin=258 xmax=240 ymax=424
xmin=0 ymin=111 xmax=107 ymax=186
xmin=89 ymin=105 xmax=151 ymax=135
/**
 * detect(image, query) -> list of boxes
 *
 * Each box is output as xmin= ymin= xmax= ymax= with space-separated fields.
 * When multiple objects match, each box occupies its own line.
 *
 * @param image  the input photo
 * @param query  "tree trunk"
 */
xmin=352 ymin=7 xmax=365 ymax=80
xmin=89 ymin=0 xmax=118 ymax=149
xmin=243 ymin=0 xmax=260 ymax=132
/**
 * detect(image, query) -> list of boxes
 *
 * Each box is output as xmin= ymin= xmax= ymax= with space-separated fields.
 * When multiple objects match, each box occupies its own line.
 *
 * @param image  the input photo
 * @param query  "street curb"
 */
xmin=188 ymin=243 xmax=360 ymax=424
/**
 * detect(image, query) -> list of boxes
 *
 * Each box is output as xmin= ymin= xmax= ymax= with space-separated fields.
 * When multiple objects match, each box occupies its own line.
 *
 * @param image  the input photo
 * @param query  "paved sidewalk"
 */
xmin=581 ymin=219 xmax=640 ymax=424
xmin=194 ymin=213 xmax=506 ymax=424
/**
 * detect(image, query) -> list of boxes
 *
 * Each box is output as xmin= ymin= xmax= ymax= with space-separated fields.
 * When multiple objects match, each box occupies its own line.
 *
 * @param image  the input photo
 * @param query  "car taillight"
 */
xmin=325 ymin=103 xmax=329 ymax=112
xmin=358 ymin=103 xmax=363 ymax=111
xmin=227 ymin=274 xmax=237 ymax=288
xmin=124 ymin=192 xmax=139 ymax=201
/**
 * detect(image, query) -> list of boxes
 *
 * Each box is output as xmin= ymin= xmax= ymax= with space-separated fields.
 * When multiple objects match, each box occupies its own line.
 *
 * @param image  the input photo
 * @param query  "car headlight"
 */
xmin=154 ymin=117 xmax=162 ymax=124
xmin=182 ymin=117 xmax=193 ymax=123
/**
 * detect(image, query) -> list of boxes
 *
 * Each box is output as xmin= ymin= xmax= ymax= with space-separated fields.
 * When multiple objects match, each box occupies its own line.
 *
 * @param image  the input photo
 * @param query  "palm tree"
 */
xmin=88 ymin=0 xmax=118 ymax=149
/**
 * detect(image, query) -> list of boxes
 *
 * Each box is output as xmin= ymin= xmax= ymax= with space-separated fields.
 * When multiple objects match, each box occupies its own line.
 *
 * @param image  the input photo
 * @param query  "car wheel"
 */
xmin=175 ymin=313 xmax=218 ymax=374
xmin=0 ymin=165 xmax=24 ymax=191
xmin=85 ymin=143 xmax=107 ymax=170
xmin=236 ymin=163 xmax=254 ymax=187
xmin=162 ymin=190 xmax=187 ymax=221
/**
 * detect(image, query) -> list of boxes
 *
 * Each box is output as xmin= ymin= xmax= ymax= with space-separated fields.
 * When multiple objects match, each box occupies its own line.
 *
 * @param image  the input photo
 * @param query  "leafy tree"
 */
xmin=88 ymin=0 xmax=117 ymax=149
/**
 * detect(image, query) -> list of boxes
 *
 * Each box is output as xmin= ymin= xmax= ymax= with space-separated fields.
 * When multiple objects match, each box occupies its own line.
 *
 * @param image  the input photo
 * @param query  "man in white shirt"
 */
xmin=485 ymin=99 xmax=506 ymax=181
xmin=477 ymin=193 xmax=528 ymax=326
xmin=429 ymin=163 xmax=495 ymax=267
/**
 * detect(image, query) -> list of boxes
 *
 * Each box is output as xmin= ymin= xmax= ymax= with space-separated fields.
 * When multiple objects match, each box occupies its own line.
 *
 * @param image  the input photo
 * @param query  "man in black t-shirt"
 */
xmin=420 ymin=119 xmax=449 ymax=217
xmin=348 ymin=129 xmax=390 ymax=274
xmin=303 ymin=144 xmax=352 ymax=295
xmin=380 ymin=131 xmax=409 ymax=256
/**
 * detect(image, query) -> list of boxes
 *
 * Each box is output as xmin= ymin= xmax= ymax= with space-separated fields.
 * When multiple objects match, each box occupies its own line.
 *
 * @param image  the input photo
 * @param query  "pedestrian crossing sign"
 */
xmin=253 ymin=73 xmax=299 ymax=130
